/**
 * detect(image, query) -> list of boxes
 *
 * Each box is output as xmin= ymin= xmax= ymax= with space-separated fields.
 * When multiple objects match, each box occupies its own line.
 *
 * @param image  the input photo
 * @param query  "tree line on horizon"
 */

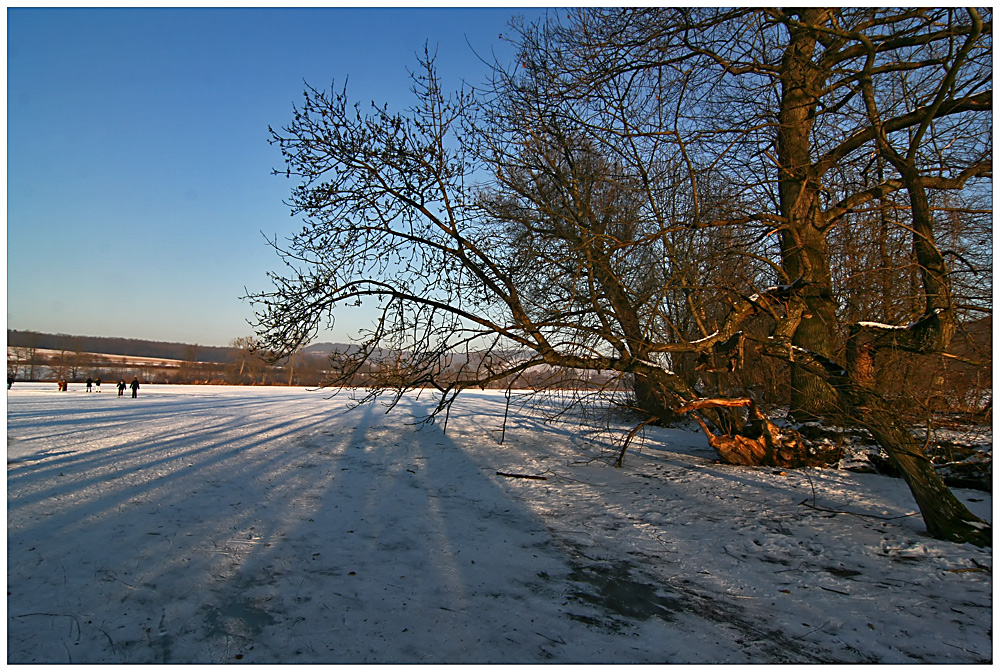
xmin=6 ymin=329 xmax=624 ymax=390
xmin=7 ymin=330 xmax=236 ymax=364
xmin=6 ymin=330 xmax=291 ymax=385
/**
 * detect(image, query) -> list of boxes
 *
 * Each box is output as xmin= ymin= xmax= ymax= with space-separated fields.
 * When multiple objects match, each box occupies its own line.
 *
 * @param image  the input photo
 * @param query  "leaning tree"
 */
xmin=252 ymin=55 xmax=614 ymax=415
xmin=252 ymin=52 xmax=733 ymax=423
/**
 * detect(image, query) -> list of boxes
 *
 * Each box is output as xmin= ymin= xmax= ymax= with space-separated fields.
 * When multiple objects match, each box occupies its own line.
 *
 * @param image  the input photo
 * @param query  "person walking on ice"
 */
xmin=117 ymin=379 xmax=126 ymax=397
xmin=130 ymin=377 xmax=140 ymax=398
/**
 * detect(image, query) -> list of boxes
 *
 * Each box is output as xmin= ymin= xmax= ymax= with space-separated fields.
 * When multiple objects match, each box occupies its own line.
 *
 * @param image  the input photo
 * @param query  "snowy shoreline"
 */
xmin=7 ymin=383 xmax=992 ymax=663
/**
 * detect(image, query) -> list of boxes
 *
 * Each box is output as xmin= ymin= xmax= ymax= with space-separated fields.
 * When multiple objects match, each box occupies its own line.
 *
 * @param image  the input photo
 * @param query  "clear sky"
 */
xmin=7 ymin=6 xmax=546 ymax=347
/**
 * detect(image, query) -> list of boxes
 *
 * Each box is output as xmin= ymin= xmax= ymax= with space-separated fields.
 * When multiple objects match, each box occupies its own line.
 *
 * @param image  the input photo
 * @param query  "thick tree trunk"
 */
xmin=789 ymin=274 xmax=841 ymax=419
xmin=632 ymin=374 xmax=683 ymax=425
xmin=851 ymin=391 xmax=989 ymax=546
xmin=842 ymin=325 xmax=987 ymax=545
xmin=777 ymin=9 xmax=842 ymax=420
xmin=632 ymin=366 xmax=742 ymax=435
xmin=583 ymin=245 xmax=744 ymax=432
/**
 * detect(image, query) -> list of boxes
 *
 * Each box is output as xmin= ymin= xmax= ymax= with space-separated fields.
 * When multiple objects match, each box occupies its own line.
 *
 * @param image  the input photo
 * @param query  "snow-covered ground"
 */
xmin=6 ymin=383 xmax=992 ymax=663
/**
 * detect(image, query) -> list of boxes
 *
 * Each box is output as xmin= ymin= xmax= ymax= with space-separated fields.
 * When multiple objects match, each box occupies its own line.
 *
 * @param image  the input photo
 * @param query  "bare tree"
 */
xmin=252 ymin=53 xmax=603 ymax=415
xmin=509 ymin=7 xmax=990 ymax=418
xmin=11 ymin=332 xmax=44 ymax=381
xmin=55 ymin=337 xmax=90 ymax=382
xmin=252 ymin=51 xmax=753 ymax=427
xmin=475 ymin=85 xmax=762 ymax=433
xmin=7 ymin=347 xmax=27 ymax=383
xmin=46 ymin=351 xmax=71 ymax=383
xmin=229 ymin=336 xmax=272 ymax=385
xmin=250 ymin=14 xmax=991 ymax=544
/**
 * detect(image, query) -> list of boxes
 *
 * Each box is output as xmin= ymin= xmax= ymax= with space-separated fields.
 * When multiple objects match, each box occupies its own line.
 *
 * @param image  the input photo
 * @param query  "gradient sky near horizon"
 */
xmin=7 ymin=6 xmax=546 ymax=347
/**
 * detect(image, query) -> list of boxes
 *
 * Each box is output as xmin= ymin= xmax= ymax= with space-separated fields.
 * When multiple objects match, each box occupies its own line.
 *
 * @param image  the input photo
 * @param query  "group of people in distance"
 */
xmin=78 ymin=376 xmax=141 ymax=397
xmin=7 ymin=375 xmax=142 ymax=396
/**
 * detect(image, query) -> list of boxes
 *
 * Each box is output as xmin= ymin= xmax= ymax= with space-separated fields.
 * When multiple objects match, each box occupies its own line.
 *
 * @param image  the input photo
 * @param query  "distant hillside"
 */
xmin=300 ymin=342 xmax=362 ymax=356
xmin=7 ymin=330 xmax=236 ymax=364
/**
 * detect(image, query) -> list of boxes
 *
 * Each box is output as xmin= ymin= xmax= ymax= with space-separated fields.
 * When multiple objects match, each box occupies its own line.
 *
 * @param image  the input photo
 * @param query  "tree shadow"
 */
xmin=7 ymin=389 xmax=583 ymax=664
xmin=8 ymin=387 xmax=914 ymax=664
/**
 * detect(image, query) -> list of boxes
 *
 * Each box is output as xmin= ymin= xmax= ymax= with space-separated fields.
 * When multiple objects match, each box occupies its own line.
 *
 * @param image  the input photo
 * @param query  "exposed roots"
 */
xmin=678 ymin=398 xmax=843 ymax=468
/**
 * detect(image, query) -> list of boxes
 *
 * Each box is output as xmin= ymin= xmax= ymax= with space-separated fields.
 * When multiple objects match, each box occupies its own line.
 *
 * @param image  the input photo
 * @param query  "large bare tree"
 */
xmin=500 ymin=7 xmax=991 ymax=544
xmin=250 ymin=10 xmax=991 ymax=544
xmin=506 ymin=7 xmax=990 ymax=418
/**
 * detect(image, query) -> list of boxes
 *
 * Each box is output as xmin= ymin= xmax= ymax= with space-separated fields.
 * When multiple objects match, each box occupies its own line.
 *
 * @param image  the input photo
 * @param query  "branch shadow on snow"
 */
xmin=198 ymin=397 xmax=587 ymax=663
xmin=8 ymin=390 xmax=350 ymax=663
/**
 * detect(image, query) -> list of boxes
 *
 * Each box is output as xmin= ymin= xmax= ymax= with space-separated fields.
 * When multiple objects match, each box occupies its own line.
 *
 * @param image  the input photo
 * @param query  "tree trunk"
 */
xmin=763 ymin=335 xmax=992 ymax=547
xmin=632 ymin=373 xmax=683 ymax=425
xmin=845 ymin=383 xmax=990 ymax=547
xmin=632 ymin=366 xmax=743 ymax=434
xmin=777 ymin=9 xmax=842 ymax=420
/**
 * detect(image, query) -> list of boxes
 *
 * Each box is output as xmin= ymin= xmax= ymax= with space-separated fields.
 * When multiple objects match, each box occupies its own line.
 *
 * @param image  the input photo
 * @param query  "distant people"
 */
xmin=7 ymin=376 xmax=13 ymax=390
xmin=86 ymin=377 xmax=93 ymax=393
xmin=95 ymin=379 xmax=101 ymax=393
xmin=130 ymin=377 xmax=140 ymax=398
xmin=59 ymin=380 xmax=68 ymax=392
xmin=117 ymin=379 xmax=127 ymax=397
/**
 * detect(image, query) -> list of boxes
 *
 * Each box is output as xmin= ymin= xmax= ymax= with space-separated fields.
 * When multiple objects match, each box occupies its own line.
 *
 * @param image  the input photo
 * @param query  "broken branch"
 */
xmin=496 ymin=471 xmax=548 ymax=481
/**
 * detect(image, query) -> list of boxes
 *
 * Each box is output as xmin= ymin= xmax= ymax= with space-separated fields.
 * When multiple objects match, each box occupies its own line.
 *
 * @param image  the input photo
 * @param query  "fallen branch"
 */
xmin=676 ymin=397 xmax=757 ymax=413
xmin=799 ymin=499 xmax=920 ymax=521
xmin=496 ymin=471 xmax=548 ymax=481
xmin=820 ymin=586 xmax=851 ymax=596
xmin=677 ymin=397 xmax=841 ymax=468
xmin=614 ymin=416 xmax=659 ymax=468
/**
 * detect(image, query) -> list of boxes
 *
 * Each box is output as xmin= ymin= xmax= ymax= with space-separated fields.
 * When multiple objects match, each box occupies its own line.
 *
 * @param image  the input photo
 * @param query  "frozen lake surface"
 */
xmin=6 ymin=383 xmax=992 ymax=663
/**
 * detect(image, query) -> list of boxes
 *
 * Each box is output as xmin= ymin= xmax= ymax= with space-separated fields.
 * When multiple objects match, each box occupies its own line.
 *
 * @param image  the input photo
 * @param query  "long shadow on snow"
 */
xmin=8 ymin=393 xmax=353 ymax=663
xmin=179 ymin=398 xmax=586 ymax=664
xmin=8 ymin=393 xmax=571 ymax=664
xmin=8 ymin=389 xmax=833 ymax=664
xmin=7 ymin=399 xmax=339 ymax=520
xmin=261 ymin=395 xmax=833 ymax=664
xmin=446 ymin=393 xmax=840 ymax=663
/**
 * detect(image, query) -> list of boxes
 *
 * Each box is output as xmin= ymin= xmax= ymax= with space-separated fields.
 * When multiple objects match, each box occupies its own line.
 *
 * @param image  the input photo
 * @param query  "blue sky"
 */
xmin=7 ymin=6 xmax=545 ymax=347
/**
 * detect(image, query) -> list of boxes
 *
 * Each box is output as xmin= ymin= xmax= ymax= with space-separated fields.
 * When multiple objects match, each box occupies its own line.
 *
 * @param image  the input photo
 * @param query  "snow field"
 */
xmin=6 ymin=383 xmax=992 ymax=663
